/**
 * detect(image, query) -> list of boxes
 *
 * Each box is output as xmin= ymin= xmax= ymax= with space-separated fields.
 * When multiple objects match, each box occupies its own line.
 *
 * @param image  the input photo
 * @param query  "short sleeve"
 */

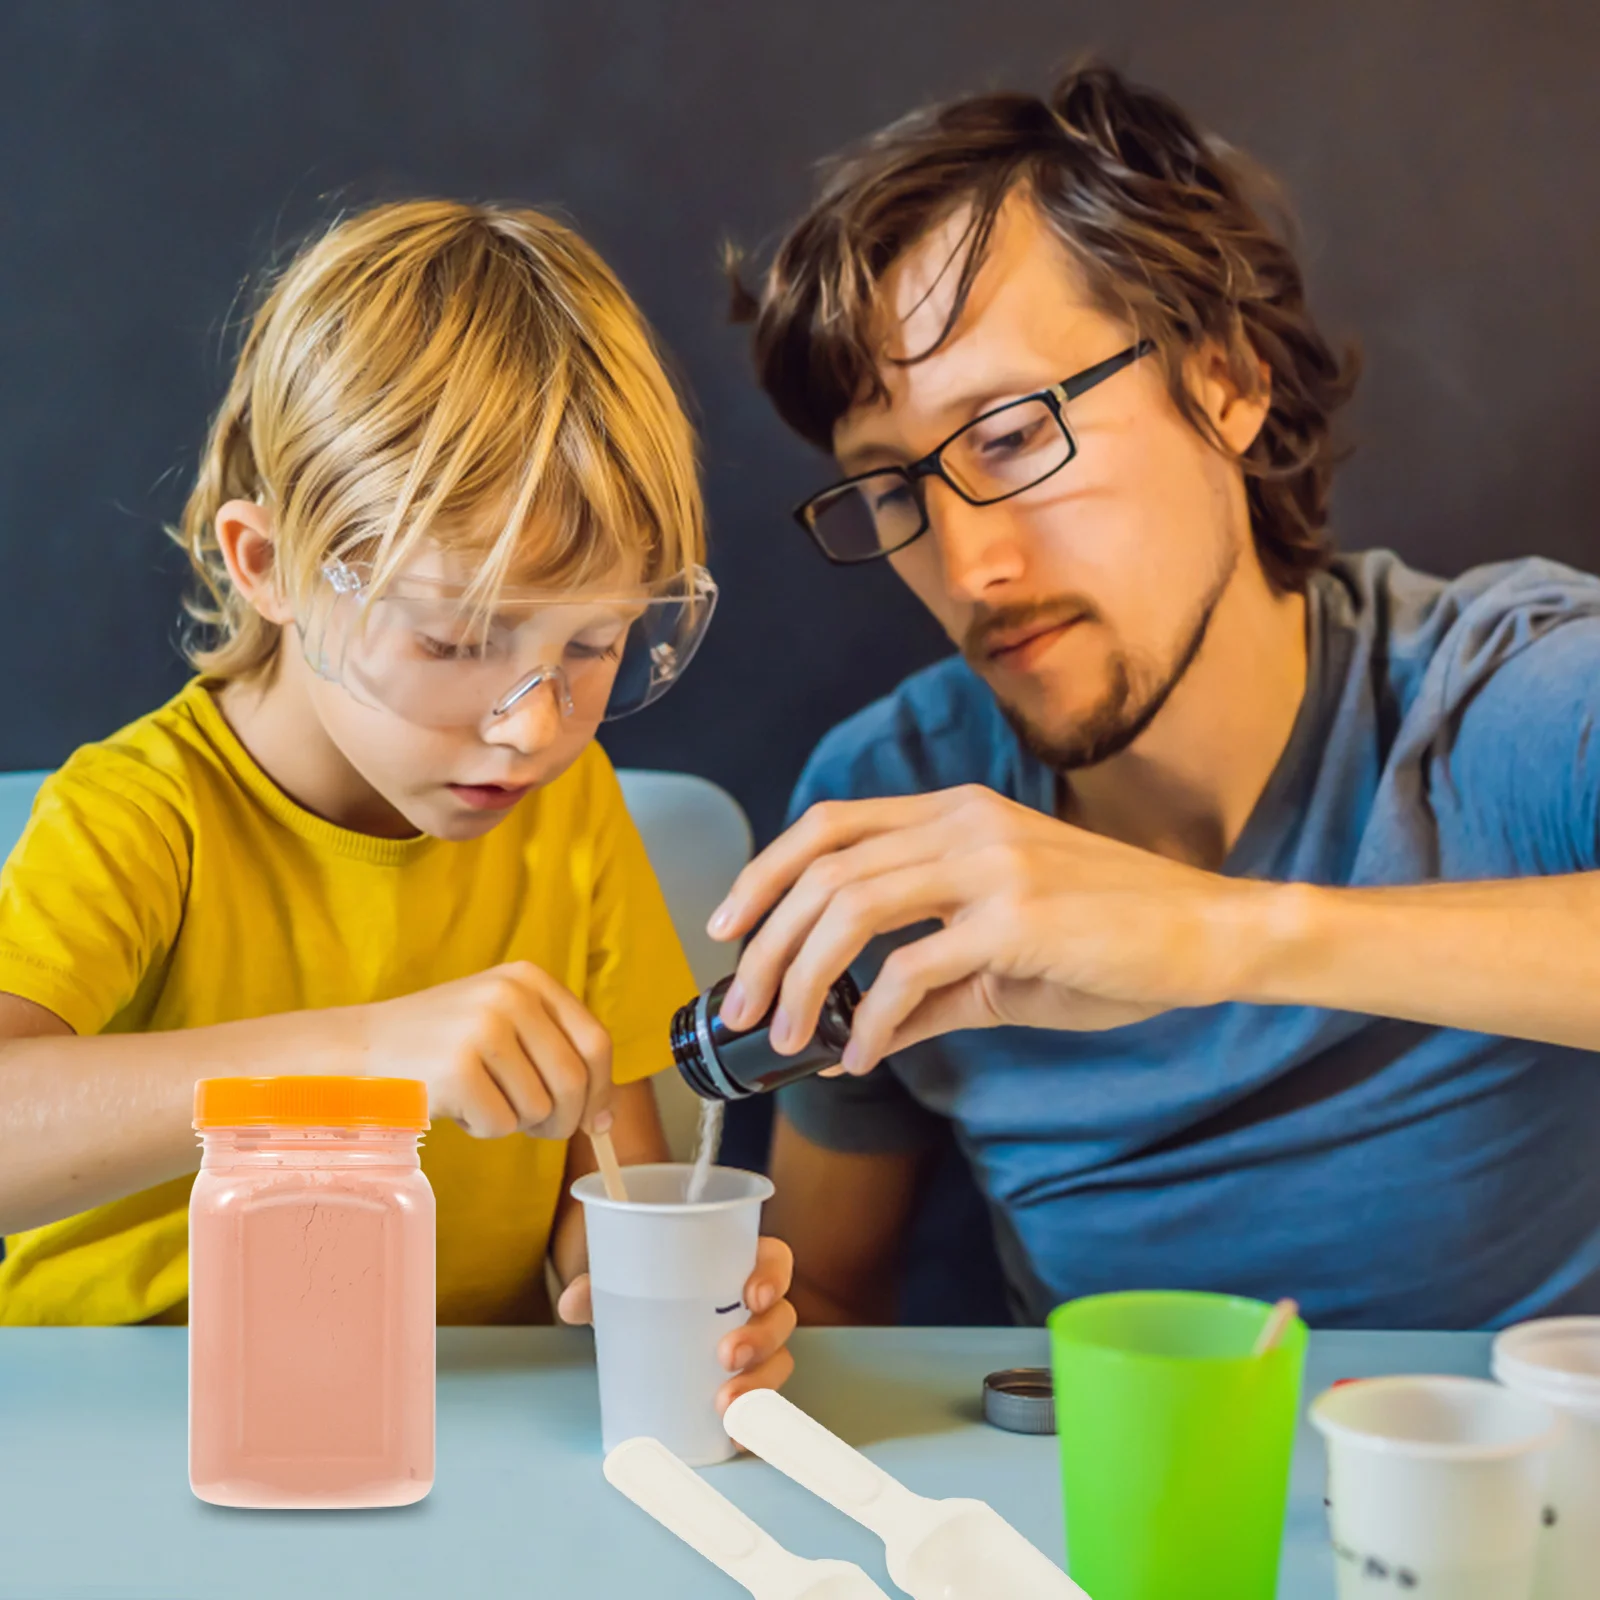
xmin=582 ymin=757 xmax=696 ymax=1087
xmin=0 ymin=754 xmax=191 ymax=1035
xmin=778 ymin=1048 xmax=948 ymax=1155
xmin=1434 ymin=615 xmax=1600 ymax=875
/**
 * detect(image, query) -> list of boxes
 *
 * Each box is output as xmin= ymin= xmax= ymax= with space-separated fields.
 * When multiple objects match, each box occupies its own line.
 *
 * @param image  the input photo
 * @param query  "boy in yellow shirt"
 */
xmin=0 ymin=200 xmax=795 ymax=1403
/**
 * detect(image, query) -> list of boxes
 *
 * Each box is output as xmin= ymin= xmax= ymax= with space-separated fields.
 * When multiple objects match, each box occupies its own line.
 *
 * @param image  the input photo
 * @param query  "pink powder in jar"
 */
xmin=189 ymin=1076 xmax=435 ymax=1508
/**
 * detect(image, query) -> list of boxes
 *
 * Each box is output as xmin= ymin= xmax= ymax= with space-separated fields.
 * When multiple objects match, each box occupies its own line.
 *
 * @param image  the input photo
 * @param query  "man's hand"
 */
xmin=706 ymin=786 xmax=1266 ymax=1074
xmin=556 ymin=1236 xmax=797 ymax=1412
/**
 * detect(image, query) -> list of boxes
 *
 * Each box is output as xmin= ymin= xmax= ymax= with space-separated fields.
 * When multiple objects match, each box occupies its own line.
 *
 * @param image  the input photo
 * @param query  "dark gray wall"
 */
xmin=3 ymin=1 xmax=1598 ymax=843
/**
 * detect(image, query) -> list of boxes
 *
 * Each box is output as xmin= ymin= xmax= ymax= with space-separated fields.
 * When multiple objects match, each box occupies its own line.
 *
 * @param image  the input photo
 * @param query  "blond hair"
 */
xmin=175 ymin=199 xmax=704 ymax=680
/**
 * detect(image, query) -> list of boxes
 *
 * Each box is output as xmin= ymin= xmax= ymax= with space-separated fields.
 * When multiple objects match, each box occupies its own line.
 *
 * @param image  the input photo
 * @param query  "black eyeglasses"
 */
xmin=793 ymin=341 xmax=1154 ymax=566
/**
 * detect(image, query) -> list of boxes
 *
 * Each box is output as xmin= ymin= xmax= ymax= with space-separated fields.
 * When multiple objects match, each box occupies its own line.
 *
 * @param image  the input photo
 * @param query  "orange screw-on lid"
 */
xmin=193 ymin=1075 xmax=429 ymax=1130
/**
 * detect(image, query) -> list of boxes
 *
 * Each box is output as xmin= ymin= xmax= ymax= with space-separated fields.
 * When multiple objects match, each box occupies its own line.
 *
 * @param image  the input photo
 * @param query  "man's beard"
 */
xmin=961 ymin=551 xmax=1236 ymax=772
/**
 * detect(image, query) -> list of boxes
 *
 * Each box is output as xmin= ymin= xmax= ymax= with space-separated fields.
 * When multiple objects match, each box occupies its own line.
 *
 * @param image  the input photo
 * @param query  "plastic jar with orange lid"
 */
xmin=188 ymin=1075 xmax=435 ymax=1508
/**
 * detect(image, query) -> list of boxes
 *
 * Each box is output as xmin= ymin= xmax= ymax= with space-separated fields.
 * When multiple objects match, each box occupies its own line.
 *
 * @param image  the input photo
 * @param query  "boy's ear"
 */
xmin=214 ymin=500 xmax=294 ymax=624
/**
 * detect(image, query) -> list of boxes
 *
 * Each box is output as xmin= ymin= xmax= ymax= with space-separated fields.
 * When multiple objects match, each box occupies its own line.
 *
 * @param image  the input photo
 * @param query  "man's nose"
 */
xmin=925 ymin=480 xmax=1029 ymax=602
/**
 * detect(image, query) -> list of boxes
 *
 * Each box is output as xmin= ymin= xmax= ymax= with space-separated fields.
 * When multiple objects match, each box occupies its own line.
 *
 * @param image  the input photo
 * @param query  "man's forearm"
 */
xmin=764 ymin=1118 xmax=924 ymax=1325
xmin=1230 ymin=872 xmax=1600 ymax=1049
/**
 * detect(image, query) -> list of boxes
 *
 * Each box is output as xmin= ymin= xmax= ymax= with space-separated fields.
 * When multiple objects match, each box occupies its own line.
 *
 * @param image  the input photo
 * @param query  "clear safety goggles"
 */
xmin=299 ymin=559 xmax=718 ymax=728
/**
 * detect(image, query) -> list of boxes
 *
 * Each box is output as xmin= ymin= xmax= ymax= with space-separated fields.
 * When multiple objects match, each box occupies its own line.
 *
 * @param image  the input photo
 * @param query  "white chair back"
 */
xmin=615 ymin=769 xmax=752 ymax=1160
xmin=0 ymin=769 xmax=45 ymax=861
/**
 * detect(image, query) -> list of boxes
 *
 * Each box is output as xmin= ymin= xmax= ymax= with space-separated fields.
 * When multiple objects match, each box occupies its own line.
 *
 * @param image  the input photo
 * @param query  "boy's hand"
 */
xmin=359 ymin=961 xmax=613 ymax=1140
xmin=556 ymin=1236 xmax=797 ymax=1412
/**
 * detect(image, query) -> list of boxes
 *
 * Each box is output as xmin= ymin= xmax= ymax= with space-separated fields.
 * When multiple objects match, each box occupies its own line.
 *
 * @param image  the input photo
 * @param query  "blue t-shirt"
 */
xmin=779 ymin=551 xmax=1600 ymax=1330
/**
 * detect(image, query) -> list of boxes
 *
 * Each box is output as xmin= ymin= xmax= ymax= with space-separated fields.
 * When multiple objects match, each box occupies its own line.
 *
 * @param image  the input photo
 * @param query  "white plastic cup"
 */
xmin=1493 ymin=1317 xmax=1600 ymax=1599
xmin=1311 ymin=1376 xmax=1558 ymax=1599
xmin=573 ymin=1162 xmax=773 ymax=1466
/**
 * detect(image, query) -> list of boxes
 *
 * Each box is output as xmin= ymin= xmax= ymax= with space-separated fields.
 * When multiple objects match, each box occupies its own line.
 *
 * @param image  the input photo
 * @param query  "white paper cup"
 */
xmin=1493 ymin=1317 xmax=1600 ymax=1600
xmin=573 ymin=1162 xmax=773 ymax=1465
xmin=1311 ymin=1376 xmax=1557 ymax=1599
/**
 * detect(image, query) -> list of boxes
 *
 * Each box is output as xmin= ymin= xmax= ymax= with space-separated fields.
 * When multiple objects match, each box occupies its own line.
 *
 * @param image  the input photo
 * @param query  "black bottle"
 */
xmin=670 ymin=972 xmax=862 ymax=1100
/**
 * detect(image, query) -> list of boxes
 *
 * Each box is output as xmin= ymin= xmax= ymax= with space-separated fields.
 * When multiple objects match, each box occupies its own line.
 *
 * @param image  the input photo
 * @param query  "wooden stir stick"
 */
xmin=590 ymin=1124 xmax=630 ymax=1202
xmin=1252 ymin=1297 xmax=1299 ymax=1357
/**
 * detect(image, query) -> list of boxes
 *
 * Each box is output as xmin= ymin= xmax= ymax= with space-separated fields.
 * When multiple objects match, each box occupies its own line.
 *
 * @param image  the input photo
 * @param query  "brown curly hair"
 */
xmin=732 ymin=63 xmax=1358 ymax=592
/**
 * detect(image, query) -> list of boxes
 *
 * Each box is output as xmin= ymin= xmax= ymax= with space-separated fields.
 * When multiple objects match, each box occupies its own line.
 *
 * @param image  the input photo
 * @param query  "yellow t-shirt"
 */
xmin=0 ymin=680 xmax=693 ymax=1326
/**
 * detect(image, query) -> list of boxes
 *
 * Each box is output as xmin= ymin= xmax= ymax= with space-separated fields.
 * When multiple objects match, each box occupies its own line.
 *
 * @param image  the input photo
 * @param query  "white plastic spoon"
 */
xmin=723 ymin=1390 xmax=1092 ymax=1600
xmin=604 ymin=1435 xmax=893 ymax=1600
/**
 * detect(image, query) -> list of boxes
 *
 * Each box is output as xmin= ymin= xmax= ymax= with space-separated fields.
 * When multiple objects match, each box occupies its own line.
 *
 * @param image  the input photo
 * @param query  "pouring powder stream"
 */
xmin=685 ymin=1097 xmax=724 ymax=1203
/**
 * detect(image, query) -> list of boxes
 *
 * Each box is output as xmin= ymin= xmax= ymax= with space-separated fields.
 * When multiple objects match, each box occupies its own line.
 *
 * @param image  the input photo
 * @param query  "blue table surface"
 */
xmin=0 ymin=1325 xmax=1491 ymax=1599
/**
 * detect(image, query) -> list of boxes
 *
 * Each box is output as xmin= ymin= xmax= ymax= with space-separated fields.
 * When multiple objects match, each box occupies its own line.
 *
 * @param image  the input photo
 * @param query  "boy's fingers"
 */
xmin=497 ymin=1004 xmax=585 ymax=1138
xmin=746 ymin=1237 xmax=794 ymax=1310
xmin=715 ymin=1347 xmax=795 ymax=1414
xmin=450 ymin=1049 xmax=523 ymax=1139
xmin=719 ymin=1297 xmax=798 ymax=1373
xmin=555 ymin=1272 xmax=593 ymax=1327
xmin=521 ymin=969 xmax=616 ymax=1134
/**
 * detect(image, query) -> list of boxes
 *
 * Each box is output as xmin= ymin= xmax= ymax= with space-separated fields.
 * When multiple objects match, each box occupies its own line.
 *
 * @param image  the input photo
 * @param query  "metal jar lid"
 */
xmin=982 ymin=1367 xmax=1056 ymax=1434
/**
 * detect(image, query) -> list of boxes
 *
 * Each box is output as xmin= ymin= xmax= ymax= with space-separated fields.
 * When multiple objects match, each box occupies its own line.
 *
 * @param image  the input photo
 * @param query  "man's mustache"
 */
xmin=962 ymin=596 xmax=1100 ymax=665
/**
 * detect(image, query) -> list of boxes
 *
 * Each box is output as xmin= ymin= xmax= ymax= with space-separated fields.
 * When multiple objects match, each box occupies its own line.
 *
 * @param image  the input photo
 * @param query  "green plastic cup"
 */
xmin=1048 ymin=1289 xmax=1307 ymax=1600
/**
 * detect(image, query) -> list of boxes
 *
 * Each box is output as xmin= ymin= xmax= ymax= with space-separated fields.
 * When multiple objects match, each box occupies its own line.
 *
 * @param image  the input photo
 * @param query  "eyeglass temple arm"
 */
xmin=920 ymin=339 xmax=1157 ymax=475
xmin=1058 ymin=339 xmax=1157 ymax=404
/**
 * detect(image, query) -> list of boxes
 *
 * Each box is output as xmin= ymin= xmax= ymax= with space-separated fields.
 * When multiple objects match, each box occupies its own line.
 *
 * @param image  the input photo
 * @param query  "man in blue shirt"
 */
xmin=709 ymin=65 xmax=1600 ymax=1330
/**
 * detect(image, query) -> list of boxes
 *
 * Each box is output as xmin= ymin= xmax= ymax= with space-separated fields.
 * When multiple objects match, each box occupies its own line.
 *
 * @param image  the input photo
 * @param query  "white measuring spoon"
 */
xmin=723 ymin=1390 xmax=1091 ymax=1600
xmin=604 ymin=1435 xmax=893 ymax=1600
